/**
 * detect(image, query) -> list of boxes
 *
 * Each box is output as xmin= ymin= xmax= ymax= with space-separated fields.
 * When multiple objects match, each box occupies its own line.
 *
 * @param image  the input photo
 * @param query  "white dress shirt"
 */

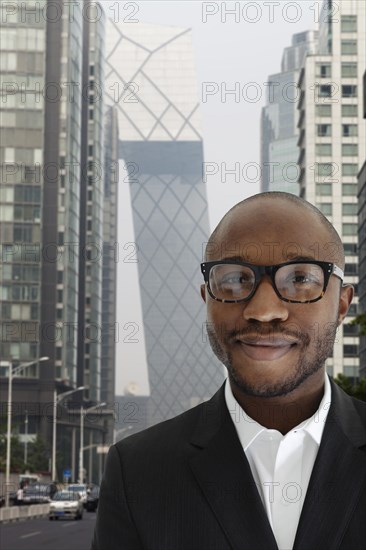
xmin=225 ymin=374 xmax=331 ymax=550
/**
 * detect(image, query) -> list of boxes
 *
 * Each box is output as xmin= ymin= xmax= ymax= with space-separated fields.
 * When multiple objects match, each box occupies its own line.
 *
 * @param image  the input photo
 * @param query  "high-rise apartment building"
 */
xmin=105 ymin=21 xmax=224 ymax=426
xmin=297 ymin=0 xmax=366 ymax=379
xmin=261 ymin=31 xmax=318 ymax=195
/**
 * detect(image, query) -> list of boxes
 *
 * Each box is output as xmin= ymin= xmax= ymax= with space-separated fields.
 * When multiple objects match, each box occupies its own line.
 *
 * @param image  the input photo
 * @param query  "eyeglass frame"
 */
xmin=200 ymin=259 xmax=344 ymax=304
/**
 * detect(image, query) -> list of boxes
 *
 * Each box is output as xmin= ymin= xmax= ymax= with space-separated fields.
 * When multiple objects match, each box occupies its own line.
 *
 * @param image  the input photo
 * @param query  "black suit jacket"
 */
xmin=92 ymin=379 xmax=366 ymax=550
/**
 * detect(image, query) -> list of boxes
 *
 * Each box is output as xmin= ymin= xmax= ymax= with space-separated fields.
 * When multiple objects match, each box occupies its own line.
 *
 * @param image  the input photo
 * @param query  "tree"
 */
xmin=334 ymin=373 xmax=366 ymax=402
xmin=27 ymin=434 xmax=50 ymax=472
xmin=350 ymin=313 xmax=366 ymax=335
xmin=0 ymin=420 xmax=25 ymax=472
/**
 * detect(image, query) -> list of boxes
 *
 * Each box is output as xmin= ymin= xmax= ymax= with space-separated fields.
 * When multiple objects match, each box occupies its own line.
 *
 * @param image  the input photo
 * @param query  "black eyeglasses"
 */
xmin=200 ymin=260 xmax=344 ymax=304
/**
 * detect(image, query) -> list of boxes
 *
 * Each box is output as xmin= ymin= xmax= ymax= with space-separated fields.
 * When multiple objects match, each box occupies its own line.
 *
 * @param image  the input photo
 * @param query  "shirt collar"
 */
xmin=225 ymin=373 xmax=332 ymax=450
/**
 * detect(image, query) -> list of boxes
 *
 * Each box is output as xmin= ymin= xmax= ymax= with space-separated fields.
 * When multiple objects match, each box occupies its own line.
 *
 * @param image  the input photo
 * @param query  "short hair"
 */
xmin=205 ymin=192 xmax=345 ymax=268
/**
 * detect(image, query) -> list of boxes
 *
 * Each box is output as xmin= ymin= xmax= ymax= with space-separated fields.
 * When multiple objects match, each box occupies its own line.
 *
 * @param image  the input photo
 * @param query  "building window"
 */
xmin=341 ymin=63 xmax=357 ymax=78
xmin=342 ymin=85 xmax=357 ymax=97
xmin=343 ymin=345 xmax=359 ymax=357
xmin=57 ymin=289 xmax=63 ymax=303
xmin=341 ymin=15 xmax=357 ymax=33
xmin=344 ymin=243 xmax=357 ymax=256
xmin=343 ymin=323 xmax=358 ymax=336
xmin=316 ymin=105 xmax=331 ymax=117
xmin=342 ymin=203 xmax=358 ymax=216
xmin=341 ymin=104 xmax=358 ymax=117
xmin=342 ymin=144 xmax=358 ymax=156
xmin=344 ymin=263 xmax=357 ymax=275
xmin=316 ymin=144 xmax=332 ymax=156
xmin=341 ymin=40 xmax=357 ymax=55
xmin=342 ymin=163 xmax=359 ymax=176
xmin=342 ymin=223 xmax=358 ymax=236
xmin=316 ymin=203 xmax=332 ymax=216
xmin=317 ymin=124 xmax=332 ymax=137
xmin=316 ymin=63 xmax=331 ymax=78
xmin=319 ymin=85 xmax=332 ymax=97
xmin=316 ymin=163 xmax=333 ymax=177
xmin=348 ymin=304 xmax=357 ymax=316
xmin=316 ymin=183 xmax=332 ymax=196
xmin=342 ymin=124 xmax=358 ymax=137
xmin=342 ymin=184 xmax=358 ymax=195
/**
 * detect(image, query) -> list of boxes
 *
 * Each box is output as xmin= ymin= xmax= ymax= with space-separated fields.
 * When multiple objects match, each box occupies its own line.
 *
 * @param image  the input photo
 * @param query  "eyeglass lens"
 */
xmin=209 ymin=263 xmax=325 ymax=302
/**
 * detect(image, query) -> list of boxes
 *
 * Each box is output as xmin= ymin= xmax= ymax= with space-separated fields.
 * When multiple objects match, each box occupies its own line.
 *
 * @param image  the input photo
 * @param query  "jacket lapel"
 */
xmin=294 ymin=380 xmax=366 ymax=550
xmin=188 ymin=386 xmax=278 ymax=550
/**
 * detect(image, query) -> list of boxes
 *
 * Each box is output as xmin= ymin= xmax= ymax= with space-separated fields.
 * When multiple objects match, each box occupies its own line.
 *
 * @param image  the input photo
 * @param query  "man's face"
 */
xmin=201 ymin=201 xmax=353 ymax=398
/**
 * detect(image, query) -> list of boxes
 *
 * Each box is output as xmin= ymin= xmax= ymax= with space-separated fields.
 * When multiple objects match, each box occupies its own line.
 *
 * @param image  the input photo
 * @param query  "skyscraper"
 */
xmin=105 ymin=21 xmax=224 ymax=426
xmin=101 ymin=105 xmax=119 ymax=443
xmin=297 ymin=0 xmax=365 ymax=379
xmin=0 ymin=0 xmax=111 ymax=480
xmin=357 ymin=70 xmax=366 ymax=376
xmin=260 ymin=31 xmax=317 ymax=194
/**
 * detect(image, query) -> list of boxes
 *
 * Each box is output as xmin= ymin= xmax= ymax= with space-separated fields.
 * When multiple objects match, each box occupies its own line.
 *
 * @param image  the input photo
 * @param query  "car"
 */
xmin=22 ymin=483 xmax=52 ymax=504
xmin=48 ymin=491 xmax=83 ymax=520
xmin=85 ymin=485 xmax=100 ymax=512
xmin=65 ymin=484 xmax=88 ymax=506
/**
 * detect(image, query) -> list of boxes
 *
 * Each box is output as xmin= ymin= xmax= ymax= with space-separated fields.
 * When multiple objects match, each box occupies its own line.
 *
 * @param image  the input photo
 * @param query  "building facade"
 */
xmin=0 ymin=0 xmax=112 ymax=481
xmin=297 ymin=0 xmax=366 ymax=379
xmin=101 ymin=105 xmax=119 ymax=443
xmin=358 ymin=70 xmax=366 ymax=376
xmin=105 ymin=21 xmax=225 ymax=426
xmin=261 ymin=31 xmax=318 ymax=195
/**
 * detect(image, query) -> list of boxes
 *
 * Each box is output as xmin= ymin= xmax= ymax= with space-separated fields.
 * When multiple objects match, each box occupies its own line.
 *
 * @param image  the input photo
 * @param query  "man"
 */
xmin=92 ymin=192 xmax=366 ymax=550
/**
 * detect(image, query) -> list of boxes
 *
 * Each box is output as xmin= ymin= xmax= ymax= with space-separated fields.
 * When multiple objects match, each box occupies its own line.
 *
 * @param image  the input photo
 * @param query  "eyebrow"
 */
xmin=213 ymin=255 xmax=317 ymax=263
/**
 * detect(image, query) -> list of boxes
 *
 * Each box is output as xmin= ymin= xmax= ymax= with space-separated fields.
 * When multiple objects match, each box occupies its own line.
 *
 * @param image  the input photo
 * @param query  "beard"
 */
xmin=206 ymin=320 xmax=338 ymax=398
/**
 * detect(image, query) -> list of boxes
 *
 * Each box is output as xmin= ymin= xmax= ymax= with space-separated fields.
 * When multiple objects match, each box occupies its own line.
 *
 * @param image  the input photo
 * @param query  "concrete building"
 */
xmin=261 ymin=31 xmax=318 ymax=194
xmin=297 ymin=0 xmax=366 ymax=379
xmin=105 ymin=21 xmax=224 ymax=426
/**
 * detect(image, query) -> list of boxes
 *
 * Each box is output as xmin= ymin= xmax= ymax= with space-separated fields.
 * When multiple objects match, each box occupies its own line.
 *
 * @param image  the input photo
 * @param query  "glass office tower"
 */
xmin=105 ymin=21 xmax=224 ymax=426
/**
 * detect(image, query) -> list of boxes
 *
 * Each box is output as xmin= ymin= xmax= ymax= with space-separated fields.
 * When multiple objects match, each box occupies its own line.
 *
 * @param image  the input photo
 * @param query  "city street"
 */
xmin=1 ymin=513 xmax=95 ymax=550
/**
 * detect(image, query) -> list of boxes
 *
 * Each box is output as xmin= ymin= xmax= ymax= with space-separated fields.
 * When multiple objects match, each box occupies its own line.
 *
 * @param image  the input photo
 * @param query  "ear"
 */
xmin=200 ymin=284 xmax=206 ymax=303
xmin=337 ymin=284 xmax=354 ymax=325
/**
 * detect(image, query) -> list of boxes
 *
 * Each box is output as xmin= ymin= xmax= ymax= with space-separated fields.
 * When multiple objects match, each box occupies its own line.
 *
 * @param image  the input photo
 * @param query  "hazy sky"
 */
xmin=101 ymin=1 xmax=319 ymax=395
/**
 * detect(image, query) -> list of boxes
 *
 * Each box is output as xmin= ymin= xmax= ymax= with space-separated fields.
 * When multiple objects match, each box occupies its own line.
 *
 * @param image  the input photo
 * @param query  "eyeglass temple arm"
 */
xmin=333 ymin=264 xmax=344 ymax=281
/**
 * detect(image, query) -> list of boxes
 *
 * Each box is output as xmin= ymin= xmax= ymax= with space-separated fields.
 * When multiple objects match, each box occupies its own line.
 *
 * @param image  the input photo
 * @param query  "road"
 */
xmin=1 ymin=511 xmax=96 ymax=550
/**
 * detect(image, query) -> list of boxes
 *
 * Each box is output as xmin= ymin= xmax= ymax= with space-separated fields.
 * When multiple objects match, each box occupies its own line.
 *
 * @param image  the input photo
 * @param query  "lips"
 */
xmin=235 ymin=336 xmax=298 ymax=361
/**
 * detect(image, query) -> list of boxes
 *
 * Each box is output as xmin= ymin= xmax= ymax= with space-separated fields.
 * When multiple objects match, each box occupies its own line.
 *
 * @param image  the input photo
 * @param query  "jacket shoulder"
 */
xmin=114 ymin=386 xmax=225 ymax=458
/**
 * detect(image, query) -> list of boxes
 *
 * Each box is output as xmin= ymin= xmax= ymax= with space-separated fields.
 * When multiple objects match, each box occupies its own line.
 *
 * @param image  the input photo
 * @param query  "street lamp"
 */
xmin=5 ymin=356 xmax=49 ymax=508
xmin=78 ymin=402 xmax=106 ymax=483
xmin=52 ymin=386 xmax=85 ymax=481
xmin=24 ymin=410 xmax=28 ymax=465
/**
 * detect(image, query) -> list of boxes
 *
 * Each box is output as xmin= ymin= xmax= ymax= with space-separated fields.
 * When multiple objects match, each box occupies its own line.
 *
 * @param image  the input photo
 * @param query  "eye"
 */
xmin=287 ymin=272 xmax=321 ymax=286
xmin=221 ymin=271 xmax=252 ymax=286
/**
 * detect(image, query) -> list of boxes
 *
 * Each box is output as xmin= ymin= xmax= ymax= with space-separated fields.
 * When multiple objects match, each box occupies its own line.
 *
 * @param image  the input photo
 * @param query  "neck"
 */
xmin=230 ymin=372 xmax=326 ymax=435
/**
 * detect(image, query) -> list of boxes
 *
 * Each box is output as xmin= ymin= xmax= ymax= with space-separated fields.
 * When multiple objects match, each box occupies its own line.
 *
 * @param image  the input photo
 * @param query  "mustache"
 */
xmin=227 ymin=323 xmax=310 ymax=346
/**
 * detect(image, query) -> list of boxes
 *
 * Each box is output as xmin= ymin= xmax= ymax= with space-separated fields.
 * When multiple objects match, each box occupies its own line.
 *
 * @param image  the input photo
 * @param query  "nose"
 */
xmin=243 ymin=276 xmax=289 ymax=323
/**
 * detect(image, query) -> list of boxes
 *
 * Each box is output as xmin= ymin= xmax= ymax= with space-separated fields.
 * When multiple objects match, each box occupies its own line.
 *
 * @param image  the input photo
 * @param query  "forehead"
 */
xmin=208 ymin=200 xmax=338 ymax=264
